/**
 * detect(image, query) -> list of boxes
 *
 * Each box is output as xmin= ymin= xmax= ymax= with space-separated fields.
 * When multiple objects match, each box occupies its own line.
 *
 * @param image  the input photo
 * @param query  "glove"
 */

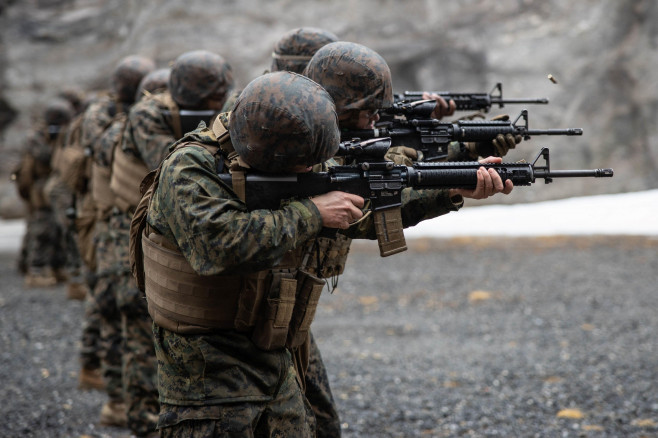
xmin=385 ymin=146 xmax=422 ymax=166
xmin=467 ymin=114 xmax=523 ymax=158
xmin=491 ymin=132 xmax=522 ymax=157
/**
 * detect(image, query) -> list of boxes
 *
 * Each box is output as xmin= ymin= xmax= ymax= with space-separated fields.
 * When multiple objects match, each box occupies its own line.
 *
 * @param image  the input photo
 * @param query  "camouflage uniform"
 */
xmin=111 ymin=51 xmax=232 ymax=436
xmin=111 ymin=90 xmax=186 ymax=436
xmin=77 ymin=55 xmax=157 ymax=431
xmin=271 ymin=29 xmax=341 ymax=437
xmin=16 ymin=117 xmax=69 ymax=285
xmin=45 ymin=131 xmax=84 ymax=288
xmin=143 ymin=73 xmax=461 ymax=436
xmin=86 ymin=101 xmax=131 ymax=405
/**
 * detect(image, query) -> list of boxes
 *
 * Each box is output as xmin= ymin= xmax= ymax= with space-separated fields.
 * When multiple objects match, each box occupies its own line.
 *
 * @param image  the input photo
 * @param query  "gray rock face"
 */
xmin=1 ymin=0 xmax=656 ymax=213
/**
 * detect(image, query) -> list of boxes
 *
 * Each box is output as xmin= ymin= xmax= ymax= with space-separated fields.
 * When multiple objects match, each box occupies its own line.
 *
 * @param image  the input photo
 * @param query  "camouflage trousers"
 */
xmin=21 ymin=207 xmax=65 ymax=272
xmin=110 ymin=212 xmax=159 ymax=436
xmin=79 ymin=282 xmax=102 ymax=370
xmin=158 ymin=357 xmax=316 ymax=438
xmin=305 ymin=333 xmax=341 ymax=438
xmin=44 ymin=175 xmax=82 ymax=277
xmin=95 ymin=219 xmax=124 ymax=400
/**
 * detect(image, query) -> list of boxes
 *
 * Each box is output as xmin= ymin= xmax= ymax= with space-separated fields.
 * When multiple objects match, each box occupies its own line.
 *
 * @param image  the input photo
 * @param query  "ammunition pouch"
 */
xmin=300 ymin=234 xmax=351 ymax=278
xmin=250 ymin=271 xmax=297 ymax=350
xmin=286 ymin=270 xmax=325 ymax=348
xmin=142 ymin=232 xmax=326 ymax=351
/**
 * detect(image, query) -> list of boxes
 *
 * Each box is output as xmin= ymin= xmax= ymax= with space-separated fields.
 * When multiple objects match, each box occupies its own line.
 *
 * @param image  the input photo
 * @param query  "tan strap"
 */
xmin=231 ymin=169 xmax=246 ymax=202
xmin=211 ymin=112 xmax=236 ymax=155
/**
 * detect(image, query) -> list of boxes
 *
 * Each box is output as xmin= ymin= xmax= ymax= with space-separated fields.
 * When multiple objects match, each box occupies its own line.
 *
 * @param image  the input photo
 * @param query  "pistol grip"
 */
xmin=374 ymin=207 xmax=407 ymax=257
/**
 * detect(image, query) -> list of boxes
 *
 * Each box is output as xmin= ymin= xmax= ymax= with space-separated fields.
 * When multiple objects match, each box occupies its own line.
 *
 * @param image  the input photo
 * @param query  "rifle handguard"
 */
xmin=373 ymin=207 xmax=407 ymax=257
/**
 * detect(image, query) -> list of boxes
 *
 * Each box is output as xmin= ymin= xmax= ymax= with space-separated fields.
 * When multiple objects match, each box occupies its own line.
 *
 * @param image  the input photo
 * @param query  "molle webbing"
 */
xmin=142 ymin=232 xmax=245 ymax=332
xmin=110 ymin=145 xmax=149 ymax=212
xmin=142 ymin=231 xmax=306 ymax=334
xmin=91 ymin=162 xmax=115 ymax=216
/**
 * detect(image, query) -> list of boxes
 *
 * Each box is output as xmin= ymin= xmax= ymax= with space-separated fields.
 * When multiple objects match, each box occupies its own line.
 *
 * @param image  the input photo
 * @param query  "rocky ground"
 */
xmin=1 ymin=235 xmax=657 ymax=437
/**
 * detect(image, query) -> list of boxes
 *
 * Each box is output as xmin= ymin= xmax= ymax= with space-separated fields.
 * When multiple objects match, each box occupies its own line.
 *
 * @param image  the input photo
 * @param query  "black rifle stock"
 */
xmin=341 ymin=109 xmax=583 ymax=161
xmin=218 ymin=138 xmax=613 ymax=257
xmin=396 ymin=82 xmax=549 ymax=112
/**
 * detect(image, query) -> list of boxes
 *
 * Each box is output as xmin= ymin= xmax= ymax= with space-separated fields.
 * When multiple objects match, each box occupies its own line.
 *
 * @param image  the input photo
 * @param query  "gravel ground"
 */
xmin=1 ymin=235 xmax=657 ymax=438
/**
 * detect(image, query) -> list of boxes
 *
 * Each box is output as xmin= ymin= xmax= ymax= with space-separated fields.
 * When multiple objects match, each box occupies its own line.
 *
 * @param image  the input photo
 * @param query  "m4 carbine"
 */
xmin=396 ymin=82 xmax=549 ymax=113
xmin=341 ymin=109 xmax=583 ymax=161
xmin=219 ymin=138 xmax=613 ymax=257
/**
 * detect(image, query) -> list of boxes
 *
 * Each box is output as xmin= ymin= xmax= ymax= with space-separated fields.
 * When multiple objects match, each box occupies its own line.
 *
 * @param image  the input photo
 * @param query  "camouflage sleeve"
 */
xmin=446 ymin=141 xmax=476 ymax=161
xmin=148 ymin=144 xmax=324 ymax=276
xmin=342 ymin=188 xmax=463 ymax=240
xmin=125 ymin=99 xmax=176 ymax=170
xmin=80 ymin=97 xmax=114 ymax=150
xmin=94 ymin=117 xmax=124 ymax=167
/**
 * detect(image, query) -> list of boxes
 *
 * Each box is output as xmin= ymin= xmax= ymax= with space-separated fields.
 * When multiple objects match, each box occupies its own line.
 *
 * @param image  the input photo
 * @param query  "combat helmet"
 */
xmin=56 ymin=87 xmax=85 ymax=115
xmin=303 ymin=41 xmax=393 ymax=116
xmin=44 ymin=98 xmax=75 ymax=126
xmin=169 ymin=50 xmax=234 ymax=109
xmin=229 ymin=71 xmax=339 ymax=173
xmin=135 ymin=68 xmax=171 ymax=101
xmin=111 ymin=55 xmax=156 ymax=104
xmin=271 ymin=27 xmax=339 ymax=74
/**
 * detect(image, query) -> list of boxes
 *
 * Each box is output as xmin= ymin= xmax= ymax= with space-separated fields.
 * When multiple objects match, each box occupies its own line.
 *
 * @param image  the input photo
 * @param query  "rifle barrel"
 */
xmin=536 ymin=168 xmax=614 ymax=179
xmin=525 ymin=128 xmax=583 ymax=136
xmin=492 ymin=98 xmax=550 ymax=105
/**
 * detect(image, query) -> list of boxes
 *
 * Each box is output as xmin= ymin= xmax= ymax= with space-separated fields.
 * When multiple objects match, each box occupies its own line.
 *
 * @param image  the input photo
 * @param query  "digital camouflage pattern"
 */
xmin=121 ymin=91 xmax=180 ymax=170
xmin=91 ymin=219 xmax=123 ymax=402
xmin=304 ymin=41 xmax=394 ymax=115
xmin=78 ymin=91 xmax=138 ymax=426
xmin=110 ymin=211 xmax=159 ymax=435
xmin=169 ymin=50 xmax=234 ymax=109
xmin=155 ymin=332 xmax=315 ymax=436
xmin=111 ymin=82 xmax=202 ymax=436
xmin=271 ymin=27 xmax=339 ymax=74
xmin=305 ymin=333 xmax=341 ymax=437
xmin=81 ymin=96 xmax=127 ymax=154
xmin=146 ymin=111 xmax=461 ymax=433
xmin=16 ymin=126 xmax=66 ymax=277
xmin=229 ymin=72 xmax=340 ymax=173
xmin=111 ymin=55 xmax=156 ymax=104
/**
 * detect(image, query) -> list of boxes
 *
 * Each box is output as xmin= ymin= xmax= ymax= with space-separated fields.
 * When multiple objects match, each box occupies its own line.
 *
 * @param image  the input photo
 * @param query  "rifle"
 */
xmin=218 ymin=138 xmax=613 ymax=257
xmin=341 ymin=109 xmax=583 ymax=161
xmin=395 ymin=82 xmax=549 ymax=113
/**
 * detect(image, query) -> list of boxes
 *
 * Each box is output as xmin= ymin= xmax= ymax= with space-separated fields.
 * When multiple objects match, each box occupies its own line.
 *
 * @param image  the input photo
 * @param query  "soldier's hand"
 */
xmin=450 ymin=156 xmax=513 ymax=200
xmin=468 ymin=114 xmax=523 ymax=158
xmin=311 ymin=191 xmax=365 ymax=229
xmin=491 ymin=133 xmax=522 ymax=157
xmin=422 ymin=92 xmax=456 ymax=120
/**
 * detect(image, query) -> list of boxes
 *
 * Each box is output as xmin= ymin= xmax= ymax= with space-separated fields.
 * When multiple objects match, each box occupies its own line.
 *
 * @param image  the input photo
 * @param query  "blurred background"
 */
xmin=0 ymin=0 xmax=656 ymax=218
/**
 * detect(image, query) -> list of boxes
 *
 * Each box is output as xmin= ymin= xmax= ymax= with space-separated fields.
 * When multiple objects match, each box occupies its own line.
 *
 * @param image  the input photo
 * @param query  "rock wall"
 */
xmin=1 ymin=0 xmax=656 ymax=212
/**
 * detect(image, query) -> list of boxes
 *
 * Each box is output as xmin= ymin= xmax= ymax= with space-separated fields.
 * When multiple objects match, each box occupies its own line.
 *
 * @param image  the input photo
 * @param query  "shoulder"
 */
xmin=162 ymin=142 xmax=217 ymax=175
